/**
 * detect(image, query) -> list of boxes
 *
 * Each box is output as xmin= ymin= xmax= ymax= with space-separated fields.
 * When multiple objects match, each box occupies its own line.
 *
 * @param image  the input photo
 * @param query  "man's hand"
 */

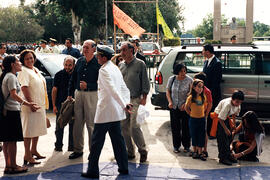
xmin=125 ymin=104 xmax=133 ymax=114
xmin=53 ymin=106 xmax=58 ymax=114
xmin=67 ymin=96 xmax=73 ymax=101
xmin=225 ymin=128 xmax=231 ymax=136
xmin=29 ymin=102 xmax=40 ymax=112
xmin=80 ymin=81 xmax=87 ymax=90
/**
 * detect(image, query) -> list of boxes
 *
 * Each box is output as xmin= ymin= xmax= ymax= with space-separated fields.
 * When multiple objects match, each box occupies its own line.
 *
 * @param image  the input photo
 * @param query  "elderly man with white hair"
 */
xmin=67 ymin=40 xmax=101 ymax=159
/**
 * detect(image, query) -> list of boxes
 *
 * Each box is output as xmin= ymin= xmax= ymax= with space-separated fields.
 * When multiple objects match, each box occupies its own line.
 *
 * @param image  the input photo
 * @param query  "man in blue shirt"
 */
xmin=62 ymin=38 xmax=81 ymax=59
xmin=68 ymin=40 xmax=100 ymax=159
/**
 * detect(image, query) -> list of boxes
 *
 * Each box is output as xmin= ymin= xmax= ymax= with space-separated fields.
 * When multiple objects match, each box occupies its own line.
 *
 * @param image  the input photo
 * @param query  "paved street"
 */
xmin=1 ymin=91 xmax=270 ymax=179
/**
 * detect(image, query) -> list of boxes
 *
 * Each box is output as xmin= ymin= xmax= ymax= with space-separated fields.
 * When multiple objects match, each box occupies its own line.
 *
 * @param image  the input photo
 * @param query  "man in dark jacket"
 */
xmin=202 ymin=44 xmax=222 ymax=109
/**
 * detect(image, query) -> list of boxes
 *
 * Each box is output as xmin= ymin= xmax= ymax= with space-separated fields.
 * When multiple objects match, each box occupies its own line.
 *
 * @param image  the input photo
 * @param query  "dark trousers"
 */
xmin=189 ymin=117 xmax=205 ymax=147
xmin=169 ymin=109 xmax=190 ymax=149
xmin=55 ymin=105 xmax=74 ymax=149
xmin=217 ymin=119 xmax=232 ymax=160
xmin=87 ymin=121 xmax=128 ymax=175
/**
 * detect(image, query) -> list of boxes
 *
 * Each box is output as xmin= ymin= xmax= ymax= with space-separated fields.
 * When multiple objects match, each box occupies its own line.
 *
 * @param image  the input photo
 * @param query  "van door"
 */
xmin=220 ymin=52 xmax=258 ymax=103
xmin=258 ymin=53 xmax=270 ymax=103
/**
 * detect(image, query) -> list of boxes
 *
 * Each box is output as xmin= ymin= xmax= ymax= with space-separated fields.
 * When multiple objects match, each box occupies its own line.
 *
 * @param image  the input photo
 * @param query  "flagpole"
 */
xmin=156 ymin=0 xmax=159 ymax=45
xmin=113 ymin=0 xmax=117 ymax=52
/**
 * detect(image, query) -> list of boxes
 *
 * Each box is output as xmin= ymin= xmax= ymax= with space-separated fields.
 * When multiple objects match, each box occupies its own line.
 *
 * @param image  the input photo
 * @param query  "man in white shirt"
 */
xmin=81 ymin=45 xmax=132 ymax=179
xmin=35 ymin=40 xmax=51 ymax=53
xmin=49 ymin=38 xmax=60 ymax=53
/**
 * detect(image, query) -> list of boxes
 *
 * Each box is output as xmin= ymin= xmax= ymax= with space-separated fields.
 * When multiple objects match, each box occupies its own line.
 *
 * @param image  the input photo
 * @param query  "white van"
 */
xmin=151 ymin=45 xmax=270 ymax=117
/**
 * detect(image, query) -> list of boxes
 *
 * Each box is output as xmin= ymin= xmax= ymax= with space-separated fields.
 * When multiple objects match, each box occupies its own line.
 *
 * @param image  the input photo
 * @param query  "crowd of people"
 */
xmin=166 ymin=44 xmax=265 ymax=166
xmin=0 ymin=39 xmax=265 ymax=178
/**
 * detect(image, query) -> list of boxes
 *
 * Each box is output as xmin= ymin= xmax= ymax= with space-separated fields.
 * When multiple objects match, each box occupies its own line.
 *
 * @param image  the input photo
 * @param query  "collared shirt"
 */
xmin=53 ymin=69 xmax=72 ymax=107
xmin=166 ymin=75 xmax=193 ymax=109
xmin=50 ymin=46 xmax=60 ymax=53
xmin=206 ymin=55 xmax=215 ymax=67
xmin=68 ymin=56 xmax=101 ymax=96
xmin=214 ymin=97 xmax=241 ymax=120
xmin=119 ymin=57 xmax=150 ymax=98
xmin=62 ymin=47 xmax=81 ymax=58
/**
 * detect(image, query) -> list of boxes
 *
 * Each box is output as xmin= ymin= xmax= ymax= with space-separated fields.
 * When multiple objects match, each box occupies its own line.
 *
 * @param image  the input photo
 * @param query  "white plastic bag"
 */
xmin=136 ymin=105 xmax=150 ymax=124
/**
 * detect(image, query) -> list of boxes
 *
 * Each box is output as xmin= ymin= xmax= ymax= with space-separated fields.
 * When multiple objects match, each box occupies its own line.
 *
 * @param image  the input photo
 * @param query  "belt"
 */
xmin=78 ymin=89 xmax=97 ymax=92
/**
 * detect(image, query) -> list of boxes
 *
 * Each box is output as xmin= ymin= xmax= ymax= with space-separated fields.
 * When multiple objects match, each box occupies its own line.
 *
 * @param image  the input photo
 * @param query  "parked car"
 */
xmin=151 ymin=45 xmax=270 ymax=117
xmin=34 ymin=53 xmax=77 ymax=108
xmin=140 ymin=42 xmax=161 ymax=55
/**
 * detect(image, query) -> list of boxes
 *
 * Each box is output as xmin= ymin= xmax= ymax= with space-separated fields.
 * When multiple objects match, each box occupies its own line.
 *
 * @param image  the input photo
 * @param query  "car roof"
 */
xmin=36 ymin=53 xmax=77 ymax=77
xmin=170 ymin=45 xmax=270 ymax=53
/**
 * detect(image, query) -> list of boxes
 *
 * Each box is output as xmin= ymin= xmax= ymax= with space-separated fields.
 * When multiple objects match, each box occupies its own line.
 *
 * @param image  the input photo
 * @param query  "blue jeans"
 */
xmin=87 ymin=121 xmax=128 ymax=175
xmin=189 ymin=117 xmax=205 ymax=147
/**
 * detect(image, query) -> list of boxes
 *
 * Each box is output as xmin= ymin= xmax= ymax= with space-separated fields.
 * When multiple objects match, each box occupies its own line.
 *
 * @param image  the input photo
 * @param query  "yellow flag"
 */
xmin=156 ymin=5 xmax=174 ymax=39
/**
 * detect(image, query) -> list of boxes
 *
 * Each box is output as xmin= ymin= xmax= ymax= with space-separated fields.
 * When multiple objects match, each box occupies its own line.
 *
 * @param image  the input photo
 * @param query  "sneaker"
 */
xmin=199 ymin=154 xmax=207 ymax=161
xmin=229 ymin=156 xmax=238 ymax=163
xmin=192 ymin=152 xmax=199 ymax=159
xmin=173 ymin=148 xmax=180 ymax=153
xmin=202 ymin=151 xmax=208 ymax=158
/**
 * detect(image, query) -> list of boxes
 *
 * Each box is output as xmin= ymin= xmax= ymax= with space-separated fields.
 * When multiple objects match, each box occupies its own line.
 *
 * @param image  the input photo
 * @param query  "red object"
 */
xmin=155 ymin=71 xmax=163 ymax=84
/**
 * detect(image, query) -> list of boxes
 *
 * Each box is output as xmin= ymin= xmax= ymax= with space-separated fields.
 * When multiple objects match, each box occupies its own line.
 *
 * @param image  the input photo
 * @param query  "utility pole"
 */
xmin=105 ymin=0 xmax=108 ymax=44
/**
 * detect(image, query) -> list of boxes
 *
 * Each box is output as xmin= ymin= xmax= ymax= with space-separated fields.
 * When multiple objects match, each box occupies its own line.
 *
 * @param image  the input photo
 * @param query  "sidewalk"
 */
xmin=1 ymin=105 xmax=270 ymax=179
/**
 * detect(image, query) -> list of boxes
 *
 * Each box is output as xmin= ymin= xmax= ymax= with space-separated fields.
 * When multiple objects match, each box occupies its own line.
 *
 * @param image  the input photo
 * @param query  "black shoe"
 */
xmin=127 ymin=154 xmax=135 ymax=160
xmin=219 ymin=159 xmax=232 ymax=166
xmin=208 ymin=136 xmax=216 ymax=140
xmin=118 ymin=169 xmax=129 ymax=175
xmin=202 ymin=151 xmax=208 ymax=158
xmin=229 ymin=156 xmax=238 ymax=163
xmin=140 ymin=152 xmax=148 ymax=163
xmin=81 ymin=172 xmax=99 ymax=179
xmin=54 ymin=147 xmax=63 ymax=152
xmin=69 ymin=152 xmax=83 ymax=159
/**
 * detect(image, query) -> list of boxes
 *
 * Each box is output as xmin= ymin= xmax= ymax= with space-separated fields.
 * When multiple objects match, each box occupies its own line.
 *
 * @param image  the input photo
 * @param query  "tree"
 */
xmin=34 ymin=0 xmax=73 ymax=43
xmin=192 ymin=14 xmax=214 ymax=40
xmin=0 ymin=7 xmax=44 ymax=42
xmin=253 ymin=21 xmax=270 ymax=37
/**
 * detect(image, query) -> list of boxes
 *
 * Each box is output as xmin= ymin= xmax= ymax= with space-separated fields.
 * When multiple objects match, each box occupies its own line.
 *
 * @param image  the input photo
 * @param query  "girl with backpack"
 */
xmin=0 ymin=56 xmax=39 ymax=174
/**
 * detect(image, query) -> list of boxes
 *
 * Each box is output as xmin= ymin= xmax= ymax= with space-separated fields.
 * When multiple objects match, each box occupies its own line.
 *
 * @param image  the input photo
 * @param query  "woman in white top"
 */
xmin=0 ymin=56 xmax=39 ymax=174
xmin=18 ymin=50 xmax=49 ymax=165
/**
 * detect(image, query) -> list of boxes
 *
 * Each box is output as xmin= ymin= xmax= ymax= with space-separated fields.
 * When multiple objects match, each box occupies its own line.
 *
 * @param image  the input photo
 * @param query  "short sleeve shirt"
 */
xmin=53 ymin=69 xmax=72 ymax=107
xmin=185 ymin=95 xmax=207 ymax=118
xmin=166 ymin=75 xmax=193 ymax=109
xmin=214 ymin=97 xmax=241 ymax=120
xmin=2 ymin=73 xmax=21 ymax=111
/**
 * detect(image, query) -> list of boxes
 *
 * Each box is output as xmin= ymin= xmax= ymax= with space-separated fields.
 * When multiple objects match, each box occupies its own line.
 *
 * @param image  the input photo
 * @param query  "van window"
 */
xmin=219 ymin=53 xmax=256 ymax=75
xmin=174 ymin=52 xmax=257 ymax=74
xmin=174 ymin=52 xmax=204 ymax=73
xmin=262 ymin=53 xmax=270 ymax=75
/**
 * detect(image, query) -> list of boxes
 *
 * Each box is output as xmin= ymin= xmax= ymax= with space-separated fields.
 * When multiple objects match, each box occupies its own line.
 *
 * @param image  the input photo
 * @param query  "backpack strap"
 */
xmin=169 ymin=75 xmax=176 ymax=91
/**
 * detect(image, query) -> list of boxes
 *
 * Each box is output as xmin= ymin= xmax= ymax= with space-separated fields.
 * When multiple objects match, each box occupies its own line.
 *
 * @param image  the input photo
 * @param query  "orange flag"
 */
xmin=113 ymin=4 xmax=145 ymax=37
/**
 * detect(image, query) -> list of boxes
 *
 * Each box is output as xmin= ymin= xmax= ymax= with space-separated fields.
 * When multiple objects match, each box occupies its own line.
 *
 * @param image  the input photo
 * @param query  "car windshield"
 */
xmin=35 ymin=53 xmax=76 ymax=77
xmin=141 ymin=43 xmax=154 ymax=51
